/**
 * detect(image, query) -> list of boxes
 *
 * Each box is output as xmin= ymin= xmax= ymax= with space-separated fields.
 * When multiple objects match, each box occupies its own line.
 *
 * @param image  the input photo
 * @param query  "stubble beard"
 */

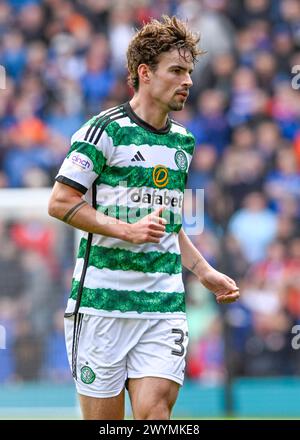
xmin=168 ymin=99 xmax=185 ymax=111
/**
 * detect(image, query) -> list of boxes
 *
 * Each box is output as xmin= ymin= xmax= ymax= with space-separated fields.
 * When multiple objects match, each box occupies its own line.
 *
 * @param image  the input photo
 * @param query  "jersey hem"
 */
xmin=65 ymin=301 xmax=186 ymax=320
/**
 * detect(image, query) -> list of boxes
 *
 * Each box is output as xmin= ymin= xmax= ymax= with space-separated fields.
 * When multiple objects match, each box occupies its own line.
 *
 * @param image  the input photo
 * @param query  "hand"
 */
xmin=198 ymin=267 xmax=240 ymax=304
xmin=126 ymin=206 xmax=166 ymax=244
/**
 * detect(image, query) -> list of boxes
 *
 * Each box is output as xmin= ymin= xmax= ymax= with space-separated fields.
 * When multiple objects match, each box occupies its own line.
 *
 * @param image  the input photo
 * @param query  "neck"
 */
xmin=129 ymin=93 xmax=169 ymax=130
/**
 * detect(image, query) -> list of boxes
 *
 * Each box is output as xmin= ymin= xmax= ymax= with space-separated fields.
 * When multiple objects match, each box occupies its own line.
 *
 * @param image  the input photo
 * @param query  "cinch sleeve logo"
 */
xmin=152 ymin=165 xmax=169 ymax=188
xmin=69 ymin=152 xmax=93 ymax=171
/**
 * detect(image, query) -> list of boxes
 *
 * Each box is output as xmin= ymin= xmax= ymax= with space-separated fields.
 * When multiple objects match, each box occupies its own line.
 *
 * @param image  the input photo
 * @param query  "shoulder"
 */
xmin=170 ymin=119 xmax=195 ymax=157
xmin=170 ymin=119 xmax=195 ymax=140
xmin=80 ymin=104 xmax=127 ymax=145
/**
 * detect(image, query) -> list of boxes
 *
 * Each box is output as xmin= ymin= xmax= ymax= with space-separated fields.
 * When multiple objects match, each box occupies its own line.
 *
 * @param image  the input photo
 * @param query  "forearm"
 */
xmin=178 ymin=229 xmax=211 ymax=278
xmin=48 ymin=188 xmax=129 ymax=241
xmin=64 ymin=203 xmax=129 ymax=240
xmin=179 ymin=230 xmax=240 ymax=304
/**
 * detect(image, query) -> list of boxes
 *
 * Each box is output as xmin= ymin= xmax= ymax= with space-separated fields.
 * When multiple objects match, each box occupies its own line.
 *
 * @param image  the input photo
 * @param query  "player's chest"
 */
xmin=109 ymin=144 xmax=189 ymax=174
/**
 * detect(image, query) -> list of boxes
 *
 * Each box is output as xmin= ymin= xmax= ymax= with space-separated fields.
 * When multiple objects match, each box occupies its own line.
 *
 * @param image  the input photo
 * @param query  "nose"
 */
xmin=183 ymin=73 xmax=193 ymax=88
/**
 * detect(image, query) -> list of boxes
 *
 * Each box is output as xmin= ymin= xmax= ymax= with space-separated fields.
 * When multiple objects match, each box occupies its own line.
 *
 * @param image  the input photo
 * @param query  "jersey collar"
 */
xmin=124 ymin=102 xmax=171 ymax=135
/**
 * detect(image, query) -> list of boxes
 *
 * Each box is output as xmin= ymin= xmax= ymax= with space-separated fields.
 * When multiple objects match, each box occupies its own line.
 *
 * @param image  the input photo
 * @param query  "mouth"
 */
xmin=176 ymin=91 xmax=189 ymax=98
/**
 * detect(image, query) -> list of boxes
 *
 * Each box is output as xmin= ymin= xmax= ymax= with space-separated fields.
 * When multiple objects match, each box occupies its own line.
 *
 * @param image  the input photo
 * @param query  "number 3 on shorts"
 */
xmin=171 ymin=328 xmax=188 ymax=357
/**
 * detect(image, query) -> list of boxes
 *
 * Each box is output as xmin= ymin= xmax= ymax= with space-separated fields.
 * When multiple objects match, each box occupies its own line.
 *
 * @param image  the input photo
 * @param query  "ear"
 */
xmin=137 ymin=64 xmax=151 ymax=85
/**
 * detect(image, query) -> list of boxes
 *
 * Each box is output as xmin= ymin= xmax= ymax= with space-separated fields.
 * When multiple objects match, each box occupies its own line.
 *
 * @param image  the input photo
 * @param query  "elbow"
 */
xmin=48 ymin=184 xmax=82 ymax=220
xmin=48 ymin=196 xmax=62 ymax=219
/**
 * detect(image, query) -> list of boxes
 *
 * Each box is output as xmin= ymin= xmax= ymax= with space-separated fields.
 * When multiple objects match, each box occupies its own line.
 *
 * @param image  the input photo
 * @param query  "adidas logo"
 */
xmin=131 ymin=151 xmax=145 ymax=162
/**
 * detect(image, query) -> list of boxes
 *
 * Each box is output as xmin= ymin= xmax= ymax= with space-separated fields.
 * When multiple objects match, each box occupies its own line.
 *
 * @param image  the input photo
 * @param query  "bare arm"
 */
xmin=178 ymin=228 xmax=211 ymax=277
xmin=48 ymin=182 xmax=166 ymax=244
xmin=178 ymin=229 xmax=240 ymax=304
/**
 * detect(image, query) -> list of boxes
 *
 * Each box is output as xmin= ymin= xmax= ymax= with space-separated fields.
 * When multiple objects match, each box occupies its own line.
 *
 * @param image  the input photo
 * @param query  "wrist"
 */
xmin=96 ymin=214 xmax=132 ymax=241
xmin=117 ymin=222 xmax=133 ymax=242
xmin=192 ymin=259 xmax=212 ymax=281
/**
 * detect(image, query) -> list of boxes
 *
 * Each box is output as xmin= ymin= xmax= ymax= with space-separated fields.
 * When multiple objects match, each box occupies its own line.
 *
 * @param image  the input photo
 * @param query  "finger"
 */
xmin=148 ymin=230 xmax=165 ymax=238
xmin=218 ymin=298 xmax=238 ymax=305
xmin=217 ymin=292 xmax=240 ymax=304
xmin=227 ymin=292 xmax=240 ymax=301
xmin=151 ymin=215 xmax=167 ymax=225
xmin=149 ymin=222 xmax=166 ymax=231
xmin=224 ymin=275 xmax=238 ymax=288
xmin=215 ymin=288 xmax=239 ymax=296
xmin=223 ymin=280 xmax=238 ymax=292
xmin=216 ymin=288 xmax=240 ymax=298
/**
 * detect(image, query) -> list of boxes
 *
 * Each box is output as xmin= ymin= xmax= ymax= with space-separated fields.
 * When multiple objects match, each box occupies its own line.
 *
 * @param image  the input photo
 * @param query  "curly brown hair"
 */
xmin=126 ymin=15 xmax=205 ymax=91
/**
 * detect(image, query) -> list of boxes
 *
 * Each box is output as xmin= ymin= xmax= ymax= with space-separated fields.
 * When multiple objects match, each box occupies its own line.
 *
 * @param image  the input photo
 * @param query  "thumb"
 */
xmin=151 ymin=206 xmax=167 ymax=225
xmin=153 ymin=206 xmax=165 ymax=217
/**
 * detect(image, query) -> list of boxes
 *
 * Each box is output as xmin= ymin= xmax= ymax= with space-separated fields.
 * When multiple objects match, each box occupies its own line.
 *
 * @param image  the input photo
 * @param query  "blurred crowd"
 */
xmin=0 ymin=0 xmax=300 ymax=383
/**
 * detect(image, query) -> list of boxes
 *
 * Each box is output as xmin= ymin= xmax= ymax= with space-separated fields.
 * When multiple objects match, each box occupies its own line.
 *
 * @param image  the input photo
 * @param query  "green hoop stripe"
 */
xmin=78 ymin=238 xmax=182 ymax=274
xmin=71 ymin=281 xmax=185 ymax=314
xmin=97 ymin=165 xmax=187 ymax=191
xmin=105 ymin=121 xmax=195 ymax=156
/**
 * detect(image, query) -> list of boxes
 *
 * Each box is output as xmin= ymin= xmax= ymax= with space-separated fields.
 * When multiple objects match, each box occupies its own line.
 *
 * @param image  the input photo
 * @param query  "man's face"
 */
xmin=147 ymin=49 xmax=194 ymax=112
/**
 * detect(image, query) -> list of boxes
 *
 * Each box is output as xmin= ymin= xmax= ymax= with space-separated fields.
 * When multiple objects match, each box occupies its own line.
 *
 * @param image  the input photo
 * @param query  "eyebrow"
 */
xmin=169 ymin=65 xmax=194 ymax=74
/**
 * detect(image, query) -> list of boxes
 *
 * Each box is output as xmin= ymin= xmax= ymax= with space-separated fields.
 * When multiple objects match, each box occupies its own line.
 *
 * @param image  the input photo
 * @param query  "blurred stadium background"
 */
xmin=1 ymin=0 xmax=300 ymax=420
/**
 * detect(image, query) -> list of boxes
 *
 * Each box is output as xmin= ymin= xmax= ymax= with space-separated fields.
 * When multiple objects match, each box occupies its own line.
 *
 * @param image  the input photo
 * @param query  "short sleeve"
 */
xmin=55 ymin=120 xmax=113 ymax=194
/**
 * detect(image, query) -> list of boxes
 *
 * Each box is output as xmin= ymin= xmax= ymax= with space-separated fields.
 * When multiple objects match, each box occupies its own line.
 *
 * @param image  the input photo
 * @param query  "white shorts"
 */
xmin=64 ymin=314 xmax=189 ymax=398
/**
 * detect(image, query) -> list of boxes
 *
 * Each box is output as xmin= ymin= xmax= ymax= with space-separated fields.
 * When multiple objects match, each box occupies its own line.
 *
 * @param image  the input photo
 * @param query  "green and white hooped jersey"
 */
xmin=56 ymin=102 xmax=195 ymax=319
